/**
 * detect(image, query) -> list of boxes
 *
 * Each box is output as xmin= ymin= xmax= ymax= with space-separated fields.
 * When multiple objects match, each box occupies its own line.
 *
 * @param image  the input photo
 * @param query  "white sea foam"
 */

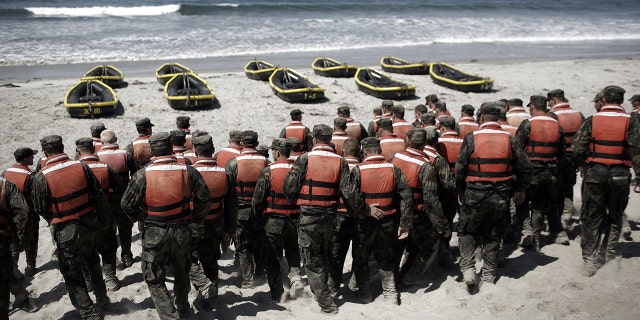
xmin=25 ymin=4 xmax=180 ymax=17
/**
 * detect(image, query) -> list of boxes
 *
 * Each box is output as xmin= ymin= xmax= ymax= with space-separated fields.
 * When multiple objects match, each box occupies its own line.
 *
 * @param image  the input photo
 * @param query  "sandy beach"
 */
xmin=2 ymin=55 xmax=640 ymax=319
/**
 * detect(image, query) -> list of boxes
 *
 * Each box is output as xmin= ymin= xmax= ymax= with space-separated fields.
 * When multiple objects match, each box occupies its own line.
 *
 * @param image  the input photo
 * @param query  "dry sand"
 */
xmin=1 ymin=56 xmax=640 ymax=319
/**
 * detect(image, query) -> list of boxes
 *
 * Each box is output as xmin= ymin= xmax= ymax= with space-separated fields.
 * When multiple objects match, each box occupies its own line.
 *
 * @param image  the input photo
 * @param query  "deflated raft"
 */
xmin=429 ymin=62 xmax=494 ymax=92
xmin=81 ymin=65 xmax=125 ymax=88
xmin=380 ymin=56 xmax=429 ymax=75
xmin=244 ymin=59 xmax=276 ymax=81
xmin=164 ymin=72 xmax=215 ymax=109
xmin=311 ymin=57 xmax=358 ymax=78
xmin=156 ymin=62 xmax=194 ymax=85
xmin=269 ymin=68 xmax=325 ymax=103
xmin=64 ymin=79 xmax=119 ymax=118
xmin=355 ymin=68 xmax=415 ymax=99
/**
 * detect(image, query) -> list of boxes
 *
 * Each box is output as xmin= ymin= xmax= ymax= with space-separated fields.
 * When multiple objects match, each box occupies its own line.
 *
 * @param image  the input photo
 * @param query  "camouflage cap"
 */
xmin=170 ymin=130 xmax=186 ymax=138
xmin=333 ymin=117 xmax=347 ymax=128
xmin=191 ymin=130 xmax=209 ymax=138
xmin=135 ymin=117 xmax=154 ymax=128
xmin=270 ymin=138 xmax=291 ymax=152
xmin=229 ymin=130 xmax=243 ymax=142
xmin=148 ymin=132 xmax=171 ymax=145
xmin=14 ymin=147 xmax=38 ymax=160
xmin=508 ymin=98 xmax=523 ymax=106
xmin=407 ymin=129 xmax=426 ymax=145
xmin=381 ymin=100 xmax=394 ymax=107
xmin=191 ymin=134 xmax=213 ymax=146
xmin=75 ymin=137 xmax=94 ymax=149
xmin=603 ymin=85 xmax=625 ymax=96
xmin=241 ymin=130 xmax=259 ymax=144
xmin=480 ymin=102 xmax=501 ymax=117
xmin=528 ymin=95 xmax=548 ymax=108
xmin=424 ymin=126 xmax=439 ymax=142
xmin=425 ymin=94 xmax=439 ymax=103
xmin=40 ymin=135 xmax=63 ymax=148
xmin=360 ymin=137 xmax=380 ymax=149
xmin=176 ymin=116 xmax=191 ymax=128
xmin=438 ymin=115 xmax=456 ymax=128
xmin=90 ymin=121 xmax=106 ymax=132
xmin=547 ymin=89 xmax=565 ymax=100
xmin=313 ymin=124 xmax=333 ymax=138
xmin=377 ymin=118 xmax=392 ymax=128
xmin=290 ymin=109 xmax=303 ymax=117
xmin=629 ymin=94 xmax=640 ymax=102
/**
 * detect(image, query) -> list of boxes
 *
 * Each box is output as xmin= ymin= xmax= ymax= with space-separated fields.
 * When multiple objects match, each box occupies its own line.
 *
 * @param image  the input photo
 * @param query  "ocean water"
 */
xmin=1 ymin=0 xmax=640 ymax=66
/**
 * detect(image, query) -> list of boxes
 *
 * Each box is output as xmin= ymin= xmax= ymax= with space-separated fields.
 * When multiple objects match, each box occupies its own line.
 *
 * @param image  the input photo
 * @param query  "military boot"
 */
xmin=102 ymin=263 xmax=121 ymax=292
xmin=533 ymin=236 xmax=542 ymax=253
xmin=379 ymin=270 xmax=399 ymax=305
xmin=554 ymin=231 xmax=570 ymax=246
xmin=463 ymin=269 xmax=478 ymax=293
xmin=347 ymin=273 xmax=358 ymax=292
xmin=288 ymin=267 xmax=305 ymax=298
xmin=561 ymin=197 xmax=574 ymax=230
xmin=12 ymin=287 xmax=36 ymax=312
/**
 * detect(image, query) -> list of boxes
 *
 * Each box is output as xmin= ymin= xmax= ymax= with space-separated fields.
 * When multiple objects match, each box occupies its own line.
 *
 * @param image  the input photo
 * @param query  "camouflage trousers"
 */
xmin=352 ymin=214 xmax=399 ymax=298
xmin=1 ymin=239 xmax=12 ymax=320
xmin=10 ymin=212 xmax=39 ymax=268
xmin=236 ymin=205 xmax=266 ymax=286
xmin=264 ymin=213 xmax=300 ymax=300
xmin=298 ymin=206 xmax=338 ymax=313
xmin=527 ymin=165 xmax=563 ymax=239
xmin=399 ymin=212 xmax=440 ymax=285
xmin=141 ymin=223 xmax=191 ymax=320
xmin=195 ymin=217 xmax=224 ymax=288
xmin=111 ymin=206 xmax=134 ymax=259
xmin=580 ymin=164 xmax=630 ymax=270
xmin=330 ymin=212 xmax=356 ymax=294
xmin=457 ymin=182 xmax=510 ymax=283
xmin=54 ymin=218 xmax=105 ymax=319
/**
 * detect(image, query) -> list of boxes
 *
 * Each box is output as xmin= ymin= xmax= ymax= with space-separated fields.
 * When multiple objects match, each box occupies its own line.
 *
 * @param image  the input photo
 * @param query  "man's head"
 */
xmin=148 ymin=132 xmax=173 ymax=156
xmin=270 ymin=138 xmax=292 ymax=159
xmin=360 ymin=137 xmax=381 ymax=157
xmin=414 ymin=104 xmax=429 ymax=121
xmin=90 ymin=121 xmax=106 ymax=138
xmin=391 ymin=105 xmax=405 ymax=120
xmin=424 ymin=127 xmax=439 ymax=146
xmin=100 ymin=130 xmax=117 ymax=144
xmin=407 ymin=129 xmax=426 ymax=149
xmin=373 ymin=106 xmax=382 ymax=116
xmin=229 ymin=130 xmax=242 ymax=145
xmin=438 ymin=115 xmax=456 ymax=130
xmin=602 ymin=85 xmax=625 ymax=105
xmin=479 ymin=102 xmax=501 ymax=123
xmin=425 ymin=94 xmax=438 ymax=108
xmin=420 ymin=112 xmax=436 ymax=127
xmin=290 ymin=109 xmax=303 ymax=121
xmin=460 ymin=104 xmax=475 ymax=117
xmin=337 ymin=106 xmax=351 ymax=118
xmin=176 ymin=116 xmax=191 ymax=129
xmin=40 ymin=135 xmax=64 ymax=156
xmin=287 ymin=137 xmax=303 ymax=152
xmin=381 ymin=100 xmax=394 ymax=113
xmin=14 ymin=147 xmax=37 ymax=165
xmin=341 ymin=137 xmax=360 ymax=158
xmin=135 ymin=117 xmax=154 ymax=135
xmin=434 ymin=101 xmax=447 ymax=114
xmin=240 ymin=130 xmax=259 ymax=148
xmin=377 ymin=118 xmax=393 ymax=133
xmin=527 ymin=95 xmax=548 ymax=113
xmin=629 ymin=94 xmax=640 ymax=108
xmin=312 ymin=124 xmax=333 ymax=144
xmin=593 ymin=91 xmax=604 ymax=111
xmin=170 ymin=130 xmax=187 ymax=147
xmin=192 ymin=134 xmax=214 ymax=158
xmin=333 ymin=117 xmax=347 ymax=131
xmin=75 ymin=137 xmax=95 ymax=155
xmin=507 ymin=98 xmax=523 ymax=109
xmin=547 ymin=89 xmax=568 ymax=107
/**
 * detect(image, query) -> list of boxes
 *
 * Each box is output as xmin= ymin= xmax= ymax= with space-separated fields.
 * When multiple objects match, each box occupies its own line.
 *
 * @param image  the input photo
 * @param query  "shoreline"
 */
xmin=2 ymin=40 xmax=640 ymax=82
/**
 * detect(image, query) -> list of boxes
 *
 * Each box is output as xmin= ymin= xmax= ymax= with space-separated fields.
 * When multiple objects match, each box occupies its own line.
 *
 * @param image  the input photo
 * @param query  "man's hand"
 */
xmin=513 ymin=191 xmax=526 ymax=205
xmin=443 ymin=225 xmax=452 ymax=238
xmin=223 ymin=232 xmax=235 ymax=247
xmin=397 ymin=227 xmax=409 ymax=240
xmin=368 ymin=203 xmax=384 ymax=220
xmin=457 ymin=194 xmax=463 ymax=206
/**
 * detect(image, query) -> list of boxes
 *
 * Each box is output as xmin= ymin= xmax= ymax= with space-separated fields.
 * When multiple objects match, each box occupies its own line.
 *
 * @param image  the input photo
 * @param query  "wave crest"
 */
xmin=25 ymin=4 xmax=180 ymax=17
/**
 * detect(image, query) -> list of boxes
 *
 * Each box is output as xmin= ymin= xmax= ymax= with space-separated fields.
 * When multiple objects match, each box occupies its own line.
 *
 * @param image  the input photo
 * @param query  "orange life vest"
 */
xmin=500 ymin=121 xmax=518 ymax=137
xmin=285 ymin=121 xmax=308 ymax=151
xmin=297 ymin=145 xmax=342 ymax=207
xmin=391 ymin=148 xmax=427 ymax=212
xmin=506 ymin=107 xmax=530 ymax=128
xmin=392 ymin=120 xmax=414 ymax=141
xmin=144 ymin=156 xmax=192 ymax=223
xmin=338 ymin=157 xmax=360 ymax=214
xmin=437 ymin=131 xmax=463 ymax=173
xmin=132 ymin=136 xmax=152 ymax=168
xmin=371 ymin=115 xmax=382 ymax=134
xmin=215 ymin=145 xmax=242 ymax=169
xmin=551 ymin=104 xmax=583 ymax=152
xmin=183 ymin=130 xmax=193 ymax=150
xmin=79 ymin=156 xmax=111 ymax=196
xmin=525 ymin=116 xmax=561 ymax=162
xmin=586 ymin=106 xmax=631 ymax=166
xmin=235 ymin=150 xmax=267 ymax=201
xmin=458 ymin=117 xmax=479 ymax=138
xmin=345 ymin=118 xmax=364 ymax=141
xmin=42 ymin=155 xmax=95 ymax=225
xmin=330 ymin=131 xmax=349 ymax=156
xmin=193 ymin=158 xmax=228 ymax=220
xmin=266 ymin=159 xmax=300 ymax=215
xmin=91 ymin=137 xmax=104 ymax=153
xmin=466 ymin=123 xmax=513 ymax=183
xmin=183 ymin=151 xmax=197 ymax=164
xmin=358 ymin=155 xmax=397 ymax=215
xmin=3 ymin=164 xmax=32 ymax=198
xmin=97 ymin=144 xmax=130 ymax=183
xmin=422 ymin=145 xmax=440 ymax=165
xmin=380 ymin=134 xmax=406 ymax=160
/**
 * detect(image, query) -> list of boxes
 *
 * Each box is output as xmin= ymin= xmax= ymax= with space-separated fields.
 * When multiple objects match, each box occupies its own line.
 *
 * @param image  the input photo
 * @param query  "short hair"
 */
xmin=194 ymin=143 xmax=214 ymax=157
xmin=373 ymin=106 xmax=382 ymax=116
xmin=391 ymin=105 xmax=405 ymax=119
xmin=100 ymin=130 xmax=117 ymax=144
xmin=337 ymin=106 xmax=351 ymax=117
xmin=414 ymin=104 xmax=429 ymax=114
xmin=341 ymin=138 xmax=360 ymax=157
xmin=434 ymin=101 xmax=447 ymax=112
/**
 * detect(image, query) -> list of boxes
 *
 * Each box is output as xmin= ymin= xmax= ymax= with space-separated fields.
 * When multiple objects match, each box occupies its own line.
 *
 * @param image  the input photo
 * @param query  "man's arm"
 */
xmin=420 ymin=164 xmax=448 ymax=234
xmin=515 ymin=119 xmax=530 ymax=149
xmin=571 ymin=117 xmax=593 ymax=168
xmin=224 ymin=174 xmax=238 ymax=234
xmin=120 ymin=170 xmax=146 ymax=223
xmin=394 ymin=167 xmax=413 ymax=231
xmin=31 ymin=172 xmax=51 ymax=223
xmin=188 ymin=166 xmax=211 ymax=225
xmin=510 ymin=136 xmax=533 ymax=193
xmin=6 ymin=181 xmax=29 ymax=241
xmin=284 ymin=154 xmax=307 ymax=202
xmin=251 ymin=167 xmax=271 ymax=221
xmin=455 ymin=135 xmax=472 ymax=195
xmin=435 ymin=156 xmax=455 ymax=190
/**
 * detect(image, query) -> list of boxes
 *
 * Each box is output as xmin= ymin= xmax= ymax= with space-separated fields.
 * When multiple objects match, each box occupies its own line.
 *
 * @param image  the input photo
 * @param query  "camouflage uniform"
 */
xmin=284 ymin=138 xmax=354 ymax=314
xmin=0 ymin=178 xmax=29 ymax=320
xmin=121 ymin=133 xmax=211 ymax=319
xmin=571 ymin=90 xmax=640 ymax=275
xmin=350 ymin=151 xmax=413 ymax=303
xmin=455 ymin=119 xmax=532 ymax=284
xmin=32 ymin=145 xmax=110 ymax=320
